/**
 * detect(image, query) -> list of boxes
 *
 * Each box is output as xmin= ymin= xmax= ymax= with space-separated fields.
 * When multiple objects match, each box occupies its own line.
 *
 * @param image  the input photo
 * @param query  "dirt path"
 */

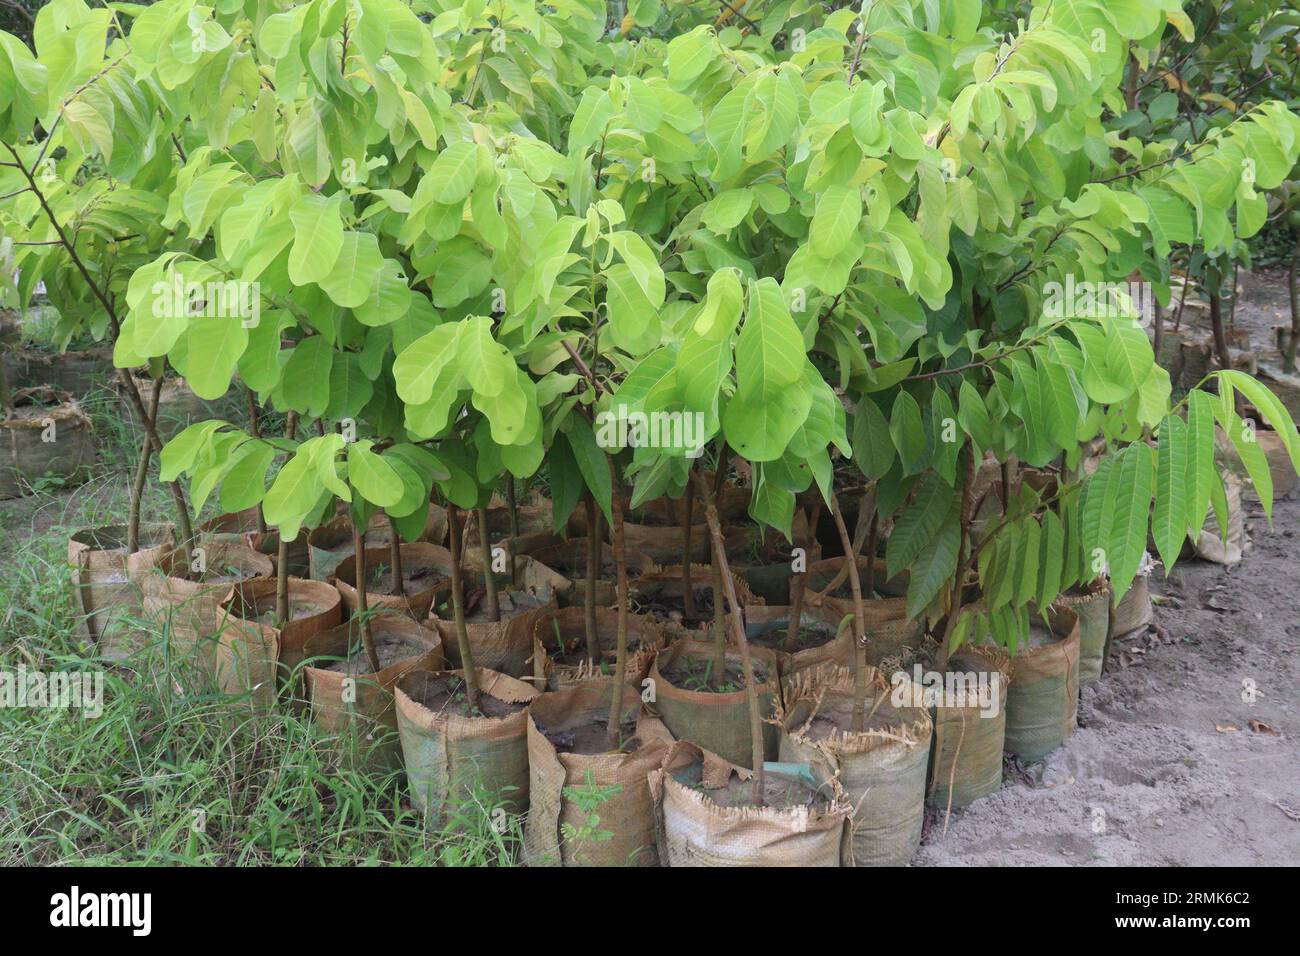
xmin=918 ymin=449 xmax=1300 ymax=867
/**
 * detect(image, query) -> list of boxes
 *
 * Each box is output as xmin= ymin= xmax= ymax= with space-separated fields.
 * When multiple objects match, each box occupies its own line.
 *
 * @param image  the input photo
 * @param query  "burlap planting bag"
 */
xmin=631 ymin=562 xmax=760 ymax=640
xmin=198 ymin=508 xmax=308 ymax=576
xmin=779 ymin=664 xmax=932 ymax=866
xmin=218 ymin=577 xmax=342 ymax=703
xmin=648 ymin=639 xmax=780 ymax=768
xmin=68 ymin=522 xmax=174 ymax=656
xmin=303 ymin=616 xmax=443 ymax=769
xmin=2 ymin=387 xmax=94 ymax=499
xmin=1052 ymin=579 xmax=1111 ymax=686
xmin=138 ymin=542 xmax=273 ymax=677
xmin=927 ymin=642 xmax=1011 ymax=810
xmin=1192 ymin=473 xmax=1247 ymax=566
xmin=531 ymin=606 xmax=667 ymax=691
xmin=801 ymin=556 xmax=926 ymax=671
xmin=334 ymin=542 xmax=454 ymax=620
xmin=461 ymin=503 xmax=557 ymax=561
xmin=527 ymin=537 xmax=654 ymax=608
xmin=1004 ymin=606 xmax=1080 ymax=762
xmin=649 ymin=739 xmax=851 ymax=867
xmin=743 ymin=602 xmax=850 ymax=680
xmin=394 ymin=667 xmax=539 ymax=824
xmin=306 ymin=507 xmax=447 ymax=580
xmin=523 ymin=682 xmax=673 ymax=866
xmin=431 ymin=571 xmax=559 ymax=678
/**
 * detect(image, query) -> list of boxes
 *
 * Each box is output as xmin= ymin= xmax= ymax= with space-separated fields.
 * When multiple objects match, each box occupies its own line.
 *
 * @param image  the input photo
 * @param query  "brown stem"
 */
xmin=388 ymin=513 xmax=405 ymax=598
xmin=1286 ymin=239 xmax=1300 ymax=373
xmin=245 ymin=386 xmax=267 ymax=536
xmin=447 ymin=503 xmax=480 ymax=709
xmin=605 ymin=477 xmax=630 ymax=746
xmin=784 ymin=499 xmax=822 ymax=650
xmin=828 ymin=493 xmax=869 ymax=732
xmin=505 ymin=475 xmax=520 ymax=587
xmin=127 ymin=378 xmax=162 ymax=554
xmin=1152 ymin=298 xmax=1164 ymax=365
xmin=275 ymin=411 xmax=298 ymax=629
xmin=583 ymin=496 xmax=600 ymax=663
xmin=351 ymin=519 xmax=381 ymax=674
xmin=691 ymin=470 xmax=765 ymax=802
xmin=681 ymin=482 xmax=697 ymax=619
xmin=862 ymin=511 xmax=880 ymax=597
xmin=475 ymin=506 xmax=500 ymax=622
xmin=710 ymin=537 xmax=727 ymax=687
xmin=1210 ymin=276 xmax=1231 ymax=372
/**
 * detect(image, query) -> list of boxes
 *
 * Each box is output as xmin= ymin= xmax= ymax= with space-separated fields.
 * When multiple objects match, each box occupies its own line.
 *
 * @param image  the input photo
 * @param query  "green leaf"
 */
xmin=1152 ymin=415 xmax=1188 ymax=573
xmin=810 ymin=185 xmax=861 ymax=259
xmin=886 ymin=472 xmax=953 ymax=578
xmin=851 ymin=397 xmax=895 ymax=480
xmin=281 ymin=336 xmax=334 ymax=418
xmin=426 ymin=141 xmax=479 ymax=205
xmin=288 ymin=194 xmax=345 ymax=287
xmin=1185 ymin=389 xmax=1216 ymax=537
xmin=319 ymin=232 xmax=384 ymax=308
xmin=565 ymin=419 xmax=613 ymax=525
xmin=889 ymin=390 xmax=929 ymax=475
xmin=905 ymin=496 xmax=960 ymax=618
xmin=1107 ymin=442 xmax=1154 ymax=601
xmin=348 ymin=440 xmax=404 ymax=508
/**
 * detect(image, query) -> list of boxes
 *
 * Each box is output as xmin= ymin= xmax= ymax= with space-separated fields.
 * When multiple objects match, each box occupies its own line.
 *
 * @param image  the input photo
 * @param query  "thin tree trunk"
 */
xmin=352 ymin=519 xmax=382 ymax=674
xmin=862 ymin=511 xmax=879 ymax=597
xmin=275 ymin=412 xmax=298 ymax=629
xmin=784 ymin=499 xmax=822 ymax=651
xmin=127 ymin=377 xmax=163 ymax=554
xmin=1286 ymin=239 xmax=1300 ymax=373
xmin=117 ymin=369 xmax=195 ymax=548
xmin=681 ymin=483 xmax=697 ymax=619
xmin=605 ymin=478 xmax=630 ymax=747
xmin=245 ymin=385 xmax=268 ymax=536
xmin=505 ymin=475 xmax=520 ymax=587
xmin=388 ymin=513 xmax=405 ymax=597
xmin=1152 ymin=298 xmax=1164 ymax=363
xmin=829 ymin=492 xmax=869 ymax=732
xmin=476 ymin=506 xmax=500 ymax=622
xmin=584 ymin=496 xmax=600 ymax=662
xmin=1210 ymin=273 xmax=1231 ymax=372
xmin=447 ymin=503 xmax=480 ymax=710
xmin=691 ymin=470 xmax=765 ymax=804
xmin=710 ymin=539 xmax=727 ymax=687
xmin=709 ymin=450 xmax=728 ymax=684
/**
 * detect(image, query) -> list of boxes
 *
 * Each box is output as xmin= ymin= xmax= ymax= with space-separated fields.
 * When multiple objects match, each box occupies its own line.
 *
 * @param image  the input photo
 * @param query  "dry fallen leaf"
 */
xmin=1248 ymin=719 xmax=1281 ymax=737
xmin=1215 ymin=723 xmax=1238 ymax=733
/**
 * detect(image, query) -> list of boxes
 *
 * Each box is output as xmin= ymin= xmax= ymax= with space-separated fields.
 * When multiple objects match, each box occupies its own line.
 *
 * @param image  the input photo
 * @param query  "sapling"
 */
xmin=445 ymin=502 xmax=481 ymax=712
xmin=350 ymin=514 xmax=382 ymax=675
xmin=274 ymin=411 xmax=299 ymax=630
xmin=475 ymin=506 xmax=500 ymax=622
xmin=583 ymin=495 xmax=601 ymax=663
xmin=692 ymin=469 xmax=765 ymax=804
